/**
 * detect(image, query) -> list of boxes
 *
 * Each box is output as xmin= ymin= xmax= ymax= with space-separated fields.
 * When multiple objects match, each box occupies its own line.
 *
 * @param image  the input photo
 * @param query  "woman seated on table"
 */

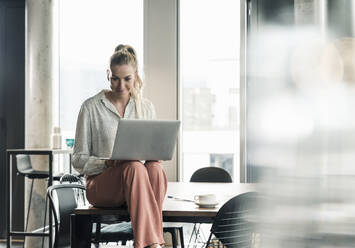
xmin=72 ymin=44 xmax=167 ymax=248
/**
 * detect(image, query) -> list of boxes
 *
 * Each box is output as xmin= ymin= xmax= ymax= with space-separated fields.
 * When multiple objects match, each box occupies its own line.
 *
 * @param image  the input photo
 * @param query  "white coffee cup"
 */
xmin=194 ymin=194 xmax=217 ymax=204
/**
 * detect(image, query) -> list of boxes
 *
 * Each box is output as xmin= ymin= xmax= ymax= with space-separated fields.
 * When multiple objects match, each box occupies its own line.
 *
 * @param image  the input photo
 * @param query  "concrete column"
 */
xmin=144 ymin=0 xmax=178 ymax=181
xmin=25 ymin=0 xmax=53 ymax=247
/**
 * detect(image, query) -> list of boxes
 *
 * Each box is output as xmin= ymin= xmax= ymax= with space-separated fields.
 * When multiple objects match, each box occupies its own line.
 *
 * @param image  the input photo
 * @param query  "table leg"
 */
xmin=6 ymin=152 xmax=11 ymax=248
xmin=71 ymin=214 xmax=92 ymax=248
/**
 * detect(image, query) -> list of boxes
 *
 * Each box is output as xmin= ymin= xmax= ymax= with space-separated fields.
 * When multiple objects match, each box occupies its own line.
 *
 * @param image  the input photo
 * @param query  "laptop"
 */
xmin=105 ymin=119 xmax=180 ymax=161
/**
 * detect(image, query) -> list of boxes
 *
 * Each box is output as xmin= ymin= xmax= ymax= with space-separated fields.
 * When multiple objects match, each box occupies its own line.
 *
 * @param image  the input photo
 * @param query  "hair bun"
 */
xmin=114 ymin=44 xmax=136 ymax=57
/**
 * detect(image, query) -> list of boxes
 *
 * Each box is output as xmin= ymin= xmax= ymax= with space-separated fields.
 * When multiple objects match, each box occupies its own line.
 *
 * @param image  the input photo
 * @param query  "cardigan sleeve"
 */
xmin=72 ymin=103 xmax=106 ymax=176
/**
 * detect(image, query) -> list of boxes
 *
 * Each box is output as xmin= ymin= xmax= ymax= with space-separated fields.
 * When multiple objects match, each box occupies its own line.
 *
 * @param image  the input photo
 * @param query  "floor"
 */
xmin=0 ymin=243 xmax=134 ymax=248
xmin=0 ymin=223 xmax=209 ymax=247
xmin=0 ymin=241 xmax=184 ymax=248
xmin=0 ymin=241 xmax=189 ymax=248
xmin=0 ymin=243 xmax=22 ymax=247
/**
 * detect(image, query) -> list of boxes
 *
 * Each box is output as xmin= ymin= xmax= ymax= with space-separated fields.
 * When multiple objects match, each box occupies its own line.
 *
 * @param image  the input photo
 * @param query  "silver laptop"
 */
xmin=109 ymin=119 xmax=180 ymax=160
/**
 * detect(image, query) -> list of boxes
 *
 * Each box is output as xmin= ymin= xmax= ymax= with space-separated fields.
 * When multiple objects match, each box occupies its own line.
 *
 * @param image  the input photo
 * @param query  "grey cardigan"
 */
xmin=72 ymin=90 xmax=156 ymax=176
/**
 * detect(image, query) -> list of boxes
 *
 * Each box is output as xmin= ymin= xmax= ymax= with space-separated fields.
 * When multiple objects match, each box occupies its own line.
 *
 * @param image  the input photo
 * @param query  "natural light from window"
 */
xmin=180 ymin=0 xmax=240 ymax=182
xmin=59 ymin=0 xmax=143 ymax=140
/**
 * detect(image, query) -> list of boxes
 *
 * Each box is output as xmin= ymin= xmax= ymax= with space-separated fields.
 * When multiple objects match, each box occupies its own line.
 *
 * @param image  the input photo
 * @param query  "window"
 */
xmin=59 ymin=0 xmax=143 ymax=140
xmin=180 ymin=0 xmax=240 ymax=181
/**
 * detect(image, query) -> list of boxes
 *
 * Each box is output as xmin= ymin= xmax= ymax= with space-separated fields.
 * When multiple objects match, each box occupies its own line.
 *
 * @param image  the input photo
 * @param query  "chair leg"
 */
xmin=25 ymin=179 xmax=34 ymax=231
xmin=193 ymin=224 xmax=201 ymax=248
xmin=23 ymin=179 xmax=34 ymax=248
xmin=94 ymin=222 xmax=101 ymax=242
xmin=171 ymin=229 xmax=178 ymax=248
xmin=42 ymin=180 xmax=49 ymax=248
xmin=178 ymin=227 xmax=185 ymax=248
xmin=197 ymin=224 xmax=207 ymax=242
xmin=205 ymin=233 xmax=213 ymax=248
xmin=80 ymin=187 xmax=86 ymax=205
xmin=194 ymin=223 xmax=206 ymax=248
xmin=188 ymin=224 xmax=197 ymax=248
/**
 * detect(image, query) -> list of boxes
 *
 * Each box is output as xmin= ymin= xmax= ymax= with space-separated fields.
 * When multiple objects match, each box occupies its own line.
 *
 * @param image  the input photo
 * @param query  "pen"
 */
xmin=167 ymin=195 xmax=195 ymax=202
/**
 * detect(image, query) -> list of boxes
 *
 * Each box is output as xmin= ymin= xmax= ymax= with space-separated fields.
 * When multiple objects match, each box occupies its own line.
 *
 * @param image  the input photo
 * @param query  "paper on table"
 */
xmin=167 ymin=195 xmax=195 ymax=202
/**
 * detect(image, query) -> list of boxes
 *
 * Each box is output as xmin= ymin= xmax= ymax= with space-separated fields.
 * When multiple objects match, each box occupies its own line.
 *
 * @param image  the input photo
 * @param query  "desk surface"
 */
xmin=74 ymin=182 xmax=257 ymax=219
xmin=7 ymin=148 xmax=72 ymax=154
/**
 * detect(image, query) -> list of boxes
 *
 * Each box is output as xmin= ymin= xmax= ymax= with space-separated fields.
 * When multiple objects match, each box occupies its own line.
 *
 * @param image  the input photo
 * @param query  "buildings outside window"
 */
xmin=180 ymin=0 xmax=240 ymax=181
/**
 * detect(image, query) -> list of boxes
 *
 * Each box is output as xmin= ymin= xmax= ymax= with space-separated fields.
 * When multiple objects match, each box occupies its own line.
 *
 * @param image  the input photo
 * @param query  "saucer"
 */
xmin=195 ymin=201 xmax=219 ymax=208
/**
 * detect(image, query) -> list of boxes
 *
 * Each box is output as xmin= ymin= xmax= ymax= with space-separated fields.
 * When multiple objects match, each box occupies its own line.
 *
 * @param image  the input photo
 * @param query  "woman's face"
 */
xmin=109 ymin=64 xmax=137 ymax=97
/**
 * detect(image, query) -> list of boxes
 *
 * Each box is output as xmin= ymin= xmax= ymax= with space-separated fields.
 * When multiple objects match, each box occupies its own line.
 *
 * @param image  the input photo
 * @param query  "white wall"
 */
xmin=144 ymin=0 xmax=179 ymax=181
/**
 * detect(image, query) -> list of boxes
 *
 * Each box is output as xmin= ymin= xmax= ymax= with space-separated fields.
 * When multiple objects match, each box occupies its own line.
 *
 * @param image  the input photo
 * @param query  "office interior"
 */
xmin=1 ymin=0 xmax=355 ymax=247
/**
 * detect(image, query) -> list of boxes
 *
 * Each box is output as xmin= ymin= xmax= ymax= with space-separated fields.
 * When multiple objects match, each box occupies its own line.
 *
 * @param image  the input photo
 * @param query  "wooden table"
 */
xmin=6 ymin=148 xmax=72 ymax=248
xmin=71 ymin=182 xmax=256 ymax=247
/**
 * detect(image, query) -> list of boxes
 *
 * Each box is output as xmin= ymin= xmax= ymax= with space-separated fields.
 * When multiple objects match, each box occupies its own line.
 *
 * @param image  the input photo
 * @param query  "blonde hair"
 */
xmin=110 ymin=44 xmax=143 ymax=100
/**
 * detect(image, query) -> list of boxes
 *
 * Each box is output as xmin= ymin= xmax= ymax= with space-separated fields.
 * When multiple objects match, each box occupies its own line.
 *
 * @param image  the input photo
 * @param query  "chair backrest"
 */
xmin=190 ymin=167 xmax=232 ymax=183
xmin=210 ymin=192 xmax=258 ymax=248
xmin=15 ymin=154 xmax=32 ymax=174
xmin=47 ymin=184 xmax=86 ymax=247
xmin=59 ymin=174 xmax=86 ymax=206
xmin=59 ymin=173 xmax=84 ymax=184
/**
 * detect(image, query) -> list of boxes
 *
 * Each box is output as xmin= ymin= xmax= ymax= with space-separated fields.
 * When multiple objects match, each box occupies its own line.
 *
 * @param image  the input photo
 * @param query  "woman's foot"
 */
xmin=149 ymin=243 xmax=163 ymax=248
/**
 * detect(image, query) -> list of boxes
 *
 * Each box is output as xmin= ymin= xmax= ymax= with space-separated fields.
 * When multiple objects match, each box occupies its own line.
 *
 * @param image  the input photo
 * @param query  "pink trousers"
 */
xmin=86 ymin=160 xmax=168 ymax=248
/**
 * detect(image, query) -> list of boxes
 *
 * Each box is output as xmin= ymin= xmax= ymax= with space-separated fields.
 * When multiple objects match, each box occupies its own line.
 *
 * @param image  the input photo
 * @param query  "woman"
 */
xmin=72 ymin=44 xmax=167 ymax=248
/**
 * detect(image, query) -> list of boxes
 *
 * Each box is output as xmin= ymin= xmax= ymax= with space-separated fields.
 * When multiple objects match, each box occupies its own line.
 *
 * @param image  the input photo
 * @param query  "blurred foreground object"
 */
xmin=249 ymin=29 xmax=355 ymax=247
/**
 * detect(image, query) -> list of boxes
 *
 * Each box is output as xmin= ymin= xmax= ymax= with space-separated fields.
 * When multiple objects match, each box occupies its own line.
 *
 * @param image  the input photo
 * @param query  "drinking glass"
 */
xmin=65 ymin=138 xmax=74 ymax=149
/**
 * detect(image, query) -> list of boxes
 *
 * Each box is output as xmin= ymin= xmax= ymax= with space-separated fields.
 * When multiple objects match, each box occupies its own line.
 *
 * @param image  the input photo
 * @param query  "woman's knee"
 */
xmin=145 ymin=161 xmax=163 ymax=173
xmin=123 ymin=160 xmax=146 ymax=174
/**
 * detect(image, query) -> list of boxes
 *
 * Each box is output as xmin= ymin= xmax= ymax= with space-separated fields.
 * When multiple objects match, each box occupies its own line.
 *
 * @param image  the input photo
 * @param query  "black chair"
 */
xmin=189 ymin=166 xmax=232 ymax=247
xmin=47 ymin=184 xmax=134 ymax=248
xmin=190 ymin=167 xmax=233 ymax=183
xmin=59 ymin=173 xmax=84 ymax=184
xmin=206 ymin=192 xmax=258 ymax=248
xmin=163 ymin=226 xmax=185 ymax=248
xmin=15 ymin=154 xmax=63 ymax=247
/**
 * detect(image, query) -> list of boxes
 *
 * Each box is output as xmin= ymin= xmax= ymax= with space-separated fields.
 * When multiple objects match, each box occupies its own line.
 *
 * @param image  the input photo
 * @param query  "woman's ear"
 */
xmin=106 ymin=69 xmax=111 ymax=81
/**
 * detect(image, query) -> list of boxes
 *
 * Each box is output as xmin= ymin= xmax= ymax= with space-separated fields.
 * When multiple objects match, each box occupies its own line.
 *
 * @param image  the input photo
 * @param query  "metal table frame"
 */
xmin=71 ymin=202 xmax=217 ymax=247
xmin=6 ymin=148 xmax=72 ymax=248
